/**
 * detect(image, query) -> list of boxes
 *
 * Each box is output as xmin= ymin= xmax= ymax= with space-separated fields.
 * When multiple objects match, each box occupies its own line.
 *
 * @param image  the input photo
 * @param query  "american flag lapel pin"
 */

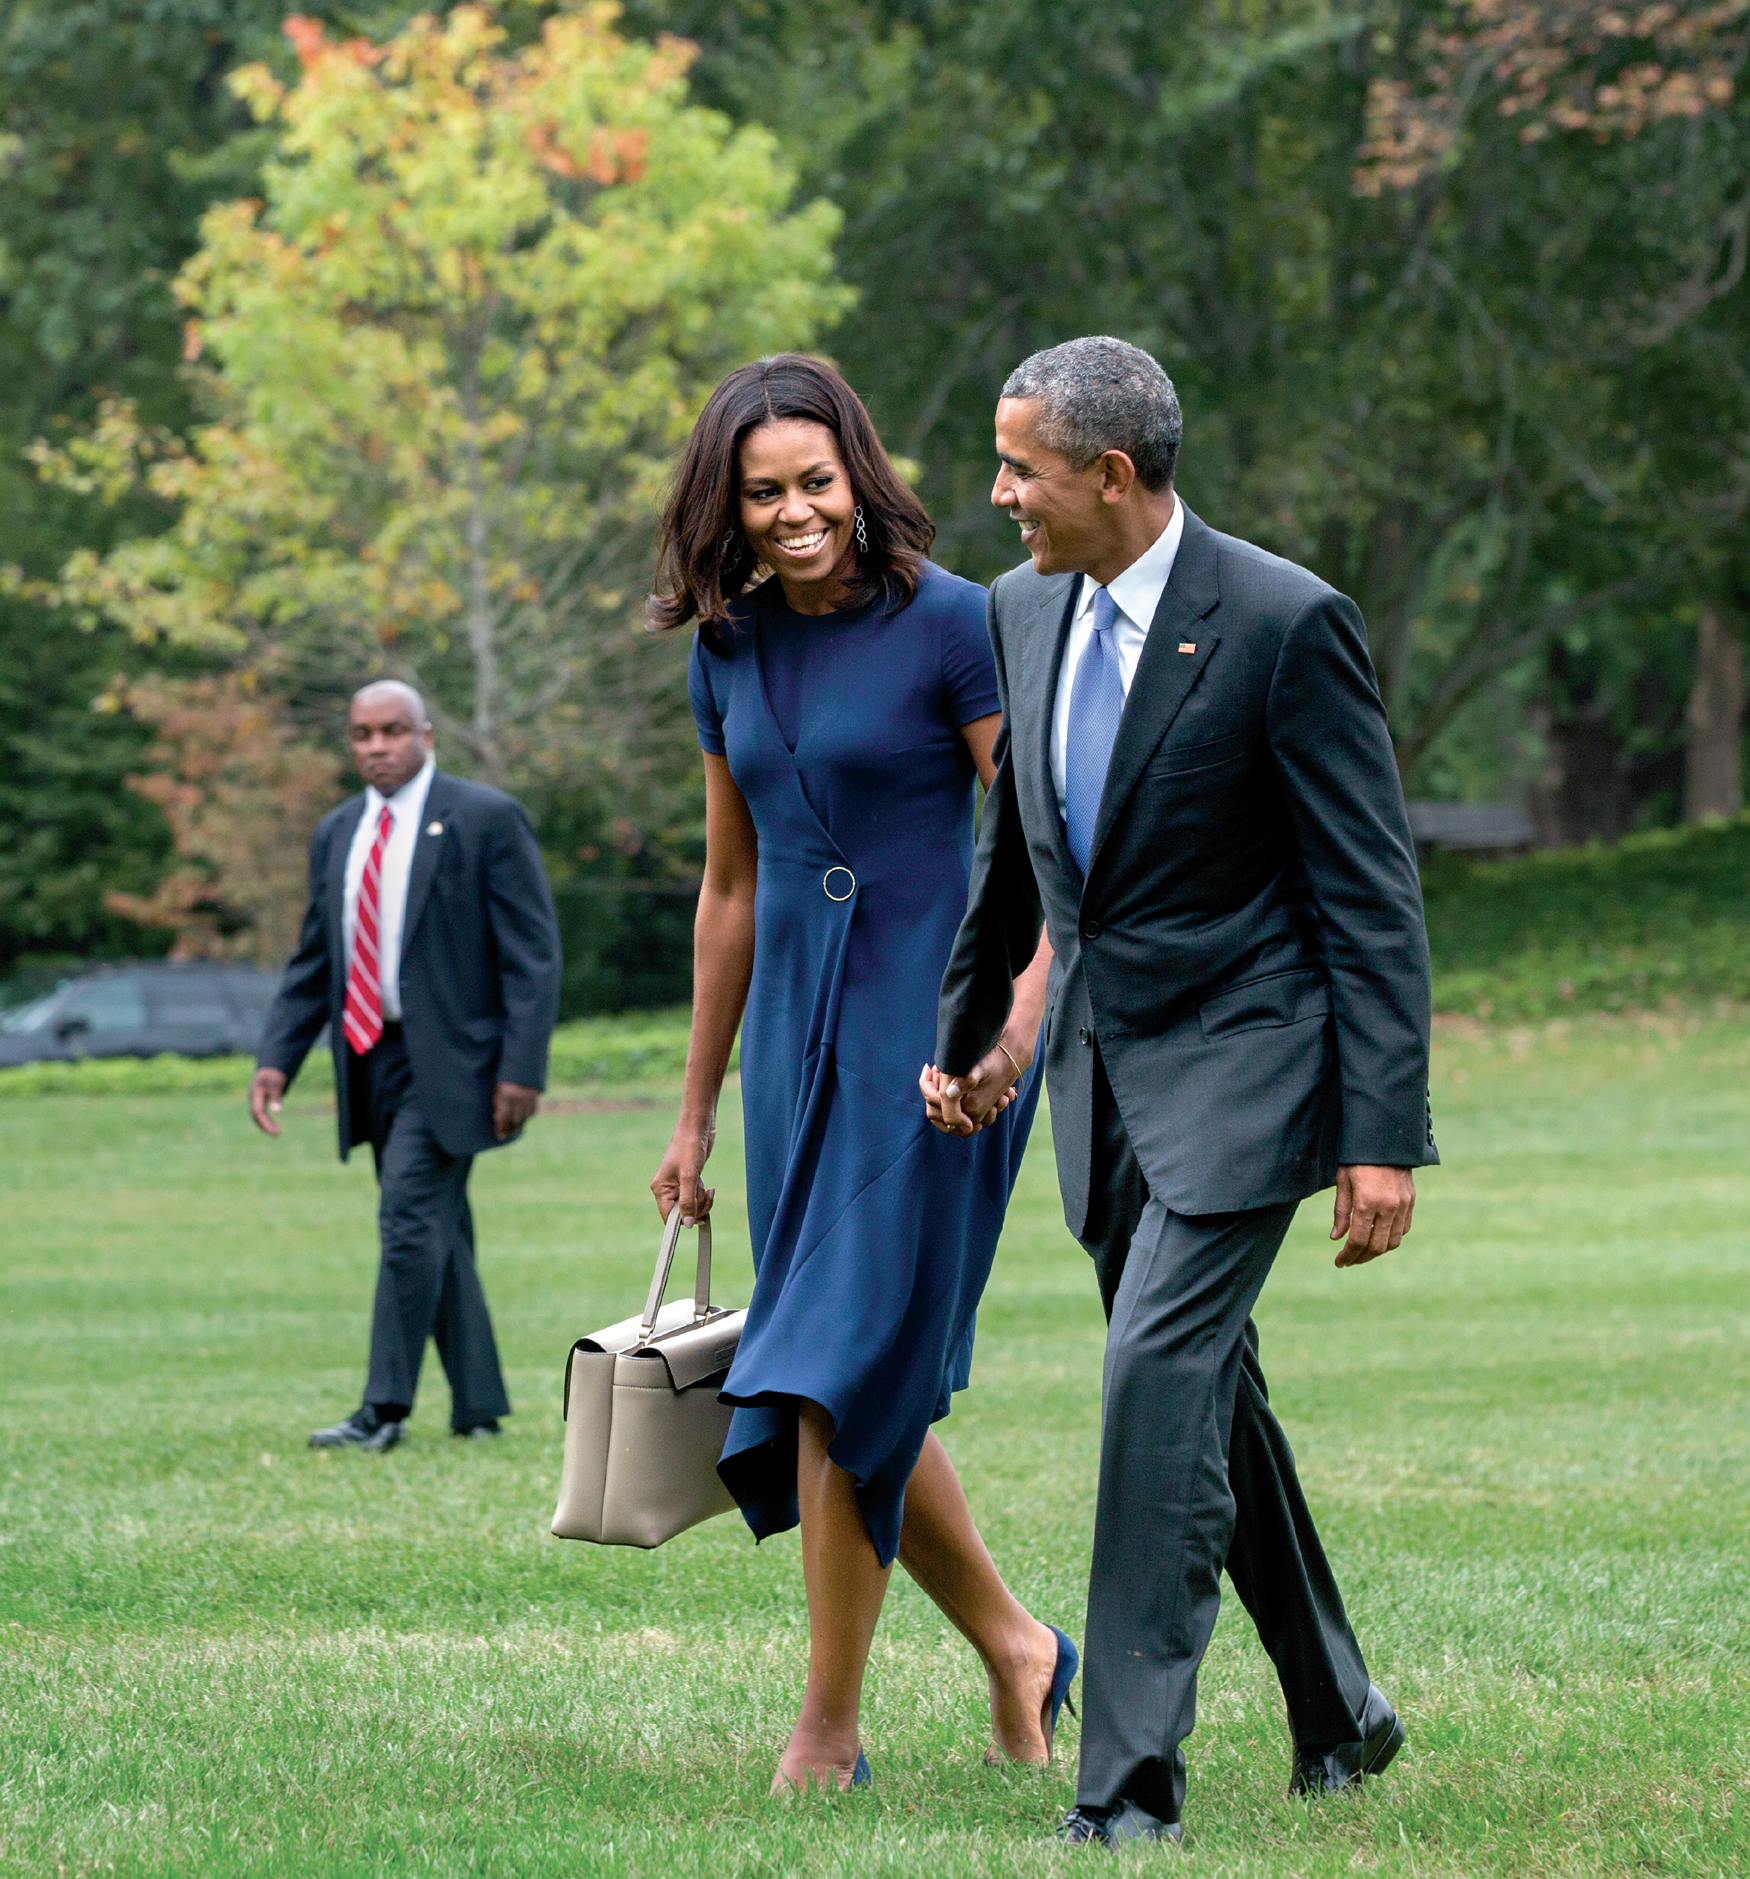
xmin=1178 ymin=641 xmax=1197 ymax=654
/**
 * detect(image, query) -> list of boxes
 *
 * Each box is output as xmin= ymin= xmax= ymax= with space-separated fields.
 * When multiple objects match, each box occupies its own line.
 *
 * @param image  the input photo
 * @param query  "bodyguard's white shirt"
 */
xmin=342 ymin=756 xmax=436 ymax=1022
xmin=1050 ymin=498 xmax=1185 ymax=821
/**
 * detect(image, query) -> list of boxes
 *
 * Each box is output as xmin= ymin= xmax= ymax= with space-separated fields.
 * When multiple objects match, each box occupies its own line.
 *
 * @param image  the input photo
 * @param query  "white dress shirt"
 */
xmin=342 ymin=756 xmax=436 ymax=1022
xmin=1050 ymin=498 xmax=1186 ymax=821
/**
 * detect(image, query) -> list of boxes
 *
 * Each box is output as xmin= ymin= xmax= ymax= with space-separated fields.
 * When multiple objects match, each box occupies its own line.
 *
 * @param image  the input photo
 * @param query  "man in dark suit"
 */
xmin=251 ymin=681 xmax=562 ymax=1451
xmin=928 ymin=337 xmax=1437 ymax=1846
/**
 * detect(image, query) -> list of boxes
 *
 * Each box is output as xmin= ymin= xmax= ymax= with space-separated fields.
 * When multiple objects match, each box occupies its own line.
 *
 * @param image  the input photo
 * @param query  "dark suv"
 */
xmin=0 ymin=962 xmax=281 ymax=1066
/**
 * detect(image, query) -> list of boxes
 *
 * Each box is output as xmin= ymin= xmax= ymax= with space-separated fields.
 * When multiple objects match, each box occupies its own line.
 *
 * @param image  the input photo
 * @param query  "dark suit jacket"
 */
xmin=258 ymin=770 xmax=562 ymax=1161
xmin=936 ymin=504 xmax=1437 ymax=1226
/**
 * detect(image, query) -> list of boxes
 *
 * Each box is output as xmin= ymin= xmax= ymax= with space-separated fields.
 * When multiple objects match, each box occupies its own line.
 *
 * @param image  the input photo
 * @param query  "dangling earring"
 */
xmin=854 ymin=505 xmax=869 ymax=553
xmin=721 ymin=527 xmax=740 ymax=562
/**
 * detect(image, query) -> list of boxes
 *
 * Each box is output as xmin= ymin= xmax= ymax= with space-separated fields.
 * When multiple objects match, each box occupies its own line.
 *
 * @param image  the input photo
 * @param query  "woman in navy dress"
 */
xmin=648 ymin=356 xmax=1076 ymax=1793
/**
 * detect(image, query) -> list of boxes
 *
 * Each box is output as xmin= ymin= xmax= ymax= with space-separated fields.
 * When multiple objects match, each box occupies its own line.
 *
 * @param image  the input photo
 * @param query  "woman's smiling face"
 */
xmin=738 ymin=418 xmax=859 ymax=611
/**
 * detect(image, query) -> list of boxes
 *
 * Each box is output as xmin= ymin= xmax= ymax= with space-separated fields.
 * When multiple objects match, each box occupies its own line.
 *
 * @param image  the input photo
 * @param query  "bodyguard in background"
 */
xmin=250 ymin=681 xmax=562 ymax=1451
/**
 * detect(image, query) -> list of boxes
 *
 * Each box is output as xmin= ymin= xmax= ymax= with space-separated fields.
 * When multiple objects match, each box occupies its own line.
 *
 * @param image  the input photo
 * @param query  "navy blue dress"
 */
xmin=690 ymin=563 xmax=1041 ymax=1566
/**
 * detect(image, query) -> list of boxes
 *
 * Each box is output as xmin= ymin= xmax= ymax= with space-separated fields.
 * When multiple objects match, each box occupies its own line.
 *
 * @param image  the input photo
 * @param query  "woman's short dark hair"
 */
xmin=647 ymin=354 xmax=935 ymax=637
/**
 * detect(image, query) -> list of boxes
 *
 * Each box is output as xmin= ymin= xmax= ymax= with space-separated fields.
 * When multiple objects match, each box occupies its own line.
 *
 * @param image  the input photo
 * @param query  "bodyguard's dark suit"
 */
xmin=938 ymin=505 xmax=1436 ymax=1819
xmin=259 ymin=770 xmax=562 ymax=1428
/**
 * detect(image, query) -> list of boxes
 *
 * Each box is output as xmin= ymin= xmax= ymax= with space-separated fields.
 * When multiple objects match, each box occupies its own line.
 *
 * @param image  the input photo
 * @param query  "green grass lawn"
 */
xmin=3 ymin=1014 xmax=1748 ymax=1876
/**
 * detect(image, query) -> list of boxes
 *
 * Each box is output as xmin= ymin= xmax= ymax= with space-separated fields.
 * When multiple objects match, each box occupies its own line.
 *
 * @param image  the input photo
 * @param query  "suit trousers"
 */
xmin=1076 ymin=1050 xmax=1372 ymax=1820
xmin=351 ymin=1031 xmax=511 ymax=1430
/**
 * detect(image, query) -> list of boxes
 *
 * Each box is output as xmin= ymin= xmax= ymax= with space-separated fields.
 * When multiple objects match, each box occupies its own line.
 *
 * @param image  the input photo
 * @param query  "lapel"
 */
xmin=327 ymin=795 xmax=368 ymax=983
xmin=400 ymin=771 xmax=451 ymax=961
xmin=1014 ymin=571 xmax=1080 ymax=883
xmin=1085 ymin=504 xmax=1223 ymax=880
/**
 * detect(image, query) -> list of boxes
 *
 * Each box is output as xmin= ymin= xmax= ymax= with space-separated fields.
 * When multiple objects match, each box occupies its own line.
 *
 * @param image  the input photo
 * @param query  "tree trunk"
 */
xmin=1683 ymin=605 xmax=1743 ymax=822
xmin=461 ymin=394 xmax=503 ymax=787
xmin=1531 ymin=711 xmax=1625 ymax=845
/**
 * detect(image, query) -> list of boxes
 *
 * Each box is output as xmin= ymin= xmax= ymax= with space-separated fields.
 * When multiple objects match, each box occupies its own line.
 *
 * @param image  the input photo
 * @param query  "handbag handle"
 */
xmin=637 ymin=1208 xmax=714 ymax=1342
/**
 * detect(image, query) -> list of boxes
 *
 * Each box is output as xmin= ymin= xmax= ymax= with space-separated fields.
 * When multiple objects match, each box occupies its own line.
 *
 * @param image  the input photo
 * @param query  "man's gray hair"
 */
xmin=352 ymin=678 xmax=429 ymax=727
xmin=1002 ymin=336 xmax=1182 ymax=490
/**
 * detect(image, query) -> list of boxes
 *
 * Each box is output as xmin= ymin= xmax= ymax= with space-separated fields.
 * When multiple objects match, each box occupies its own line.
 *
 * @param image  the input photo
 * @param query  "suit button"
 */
xmin=1080 ymin=920 xmax=1100 ymax=941
xmin=1078 ymin=1027 xmax=1091 ymax=1046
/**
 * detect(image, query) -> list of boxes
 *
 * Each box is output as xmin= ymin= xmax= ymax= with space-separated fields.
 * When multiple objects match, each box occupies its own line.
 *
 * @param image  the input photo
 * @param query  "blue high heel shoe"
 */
xmin=1045 ymin=1625 xmax=1080 ymax=1753
xmin=774 ymin=1748 xmax=872 ymax=1795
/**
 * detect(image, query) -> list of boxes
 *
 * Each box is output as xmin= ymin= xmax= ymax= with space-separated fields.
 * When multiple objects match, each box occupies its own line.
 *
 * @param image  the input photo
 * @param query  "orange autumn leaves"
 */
xmin=1356 ymin=0 xmax=1748 ymax=192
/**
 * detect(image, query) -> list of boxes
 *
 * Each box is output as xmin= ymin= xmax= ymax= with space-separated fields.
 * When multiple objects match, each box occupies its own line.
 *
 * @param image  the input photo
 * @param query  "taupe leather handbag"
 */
xmin=549 ymin=1210 xmax=745 ymax=1548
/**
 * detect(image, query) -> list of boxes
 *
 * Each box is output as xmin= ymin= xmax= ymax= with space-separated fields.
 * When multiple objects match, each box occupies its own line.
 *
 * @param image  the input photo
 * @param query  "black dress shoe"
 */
xmin=454 ymin=1420 xmax=502 ymax=1439
xmin=1290 ymin=1683 xmax=1406 ymax=1796
xmin=1056 ymin=1801 xmax=1183 ymax=1848
xmin=309 ymin=1407 xmax=404 ymax=1452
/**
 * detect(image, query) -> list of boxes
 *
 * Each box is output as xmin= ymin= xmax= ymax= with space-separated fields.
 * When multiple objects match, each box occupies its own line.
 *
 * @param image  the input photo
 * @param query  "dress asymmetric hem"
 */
xmin=689 ymin=564 xmax=1039 ymax=1566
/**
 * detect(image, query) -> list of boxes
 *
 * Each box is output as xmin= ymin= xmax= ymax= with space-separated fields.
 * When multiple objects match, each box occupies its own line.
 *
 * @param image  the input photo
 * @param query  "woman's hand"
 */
xmin=652 ymin=1114 xmax=717 ymax=1224
xmin=921 ymin=1032 xmax=1031 ymax=1136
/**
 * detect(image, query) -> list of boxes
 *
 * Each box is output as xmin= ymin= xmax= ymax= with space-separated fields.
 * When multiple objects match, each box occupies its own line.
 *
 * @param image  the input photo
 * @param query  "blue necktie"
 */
xmin=1064 ymin=586 xmax=1124 ymax=876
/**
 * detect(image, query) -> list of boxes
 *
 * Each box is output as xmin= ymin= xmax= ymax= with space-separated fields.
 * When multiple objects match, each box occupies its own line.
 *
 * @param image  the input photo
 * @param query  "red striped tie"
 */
xmin=342 ymin=805 xmax=394 ymax=1055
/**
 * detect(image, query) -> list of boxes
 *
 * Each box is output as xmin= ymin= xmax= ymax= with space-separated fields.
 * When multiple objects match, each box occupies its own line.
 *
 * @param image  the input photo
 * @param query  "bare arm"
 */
xmin=650 ymin=752 xmax=758 ymax=1224
xmin=921 ymin=713 xmax=1053 ymax=1134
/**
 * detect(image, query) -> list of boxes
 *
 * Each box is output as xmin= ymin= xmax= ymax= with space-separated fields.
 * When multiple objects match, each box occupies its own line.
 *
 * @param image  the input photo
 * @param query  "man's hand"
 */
xmin=920 ymin=1040 xmax=1029 ymax=1137
xmin=1331 ymin=1165 xmax=1415 ymax=1267
xmin=249 ymin=1067 xmax=288 ymax=1138
xmin=493 ymin=1081 xmax=541 ymax=1140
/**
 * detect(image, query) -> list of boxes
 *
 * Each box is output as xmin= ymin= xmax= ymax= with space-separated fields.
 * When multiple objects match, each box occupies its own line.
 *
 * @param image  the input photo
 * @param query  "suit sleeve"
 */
xmin=935 ymin=586 xmax=1046 ymax=1075
xmin=485 ymin=798 xmax=562 ymax=1089
xmin=1266 ymin=590 xmax=1437 ymax=1168
xmin=256 ymin=823 xmax=335 ymax=1087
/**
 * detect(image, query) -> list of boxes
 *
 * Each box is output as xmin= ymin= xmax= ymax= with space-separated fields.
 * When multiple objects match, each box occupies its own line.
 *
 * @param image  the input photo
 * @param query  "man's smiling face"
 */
xmin=990 ymin=397 xmax=1109 ymax=576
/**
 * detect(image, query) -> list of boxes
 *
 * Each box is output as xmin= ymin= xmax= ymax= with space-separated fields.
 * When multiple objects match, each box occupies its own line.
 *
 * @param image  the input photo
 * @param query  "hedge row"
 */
xmin=0 ymin=1007 xmax=713 ymax=1100
xmin=1420 ymin=817 xmax=1750 ymax=1020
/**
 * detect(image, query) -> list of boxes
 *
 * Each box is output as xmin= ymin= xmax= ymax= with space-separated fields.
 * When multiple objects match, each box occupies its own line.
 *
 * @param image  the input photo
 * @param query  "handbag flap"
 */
xmin=644 ymin=1306 xmax=746 ymax=1391
xmin=579 ymin=1297 xmax=698 ymax=1356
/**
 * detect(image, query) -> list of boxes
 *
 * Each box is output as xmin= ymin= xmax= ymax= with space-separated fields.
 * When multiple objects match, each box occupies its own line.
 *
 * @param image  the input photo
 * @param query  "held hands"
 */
xmin=920 ymin=1036 xmax=1031 ymax=1136
xmin=494 ymin=1081 xmax=541 ymax=1140
xmin=1332 ymin=1164 xmax=1415 ymax=1266
xmin=248 ymin=1067 xmax=288 ymax=1137
xmin=652 ymin=1114 xmax=717 ymax=1225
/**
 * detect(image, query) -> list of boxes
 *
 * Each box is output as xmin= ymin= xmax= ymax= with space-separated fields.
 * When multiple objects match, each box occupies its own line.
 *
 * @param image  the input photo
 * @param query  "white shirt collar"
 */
xmin=365 ymin=755 xmax=436 ymax=823
xmin=1075 ymin=496 xmax=1185 ymax=632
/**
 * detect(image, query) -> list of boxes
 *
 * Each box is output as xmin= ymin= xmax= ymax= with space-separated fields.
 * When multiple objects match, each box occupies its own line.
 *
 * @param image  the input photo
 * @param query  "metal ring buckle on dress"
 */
xmin=823 ymin=866 xmax=856 ymax=902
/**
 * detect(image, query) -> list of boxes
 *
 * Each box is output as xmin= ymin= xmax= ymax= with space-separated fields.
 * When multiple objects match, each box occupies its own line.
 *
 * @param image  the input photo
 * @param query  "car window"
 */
xmin=0 ymin=988 xmax=69 ymax=1034
xmin=149 ymin=983 xmax=233 ymax=1026
xmin=61 ymin=980 xmax=149 ymax=1033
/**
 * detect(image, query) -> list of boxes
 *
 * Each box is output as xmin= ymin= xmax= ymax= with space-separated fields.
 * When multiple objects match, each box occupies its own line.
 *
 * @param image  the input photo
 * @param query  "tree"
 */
xmin=102 ymin=673 xmax=343 ymax=961
xmin=0 ymin=0 xmax=319 ymax=974
xmin=1354 ymin=0 xmax=1750 ymax=821
xmin=633 ymin=0 xmax=1749 ymax=829
xmin=28 ymin=1 xmax=847 ymax=805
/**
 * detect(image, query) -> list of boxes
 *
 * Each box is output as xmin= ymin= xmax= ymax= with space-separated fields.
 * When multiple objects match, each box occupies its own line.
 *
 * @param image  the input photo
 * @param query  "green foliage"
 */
xmin=544 ymin=1001 xmax=723 ymax=1082
xmin=28 ymin=4 xmax=847 ymax=794
xmin=0 ymin=0 xmax=350 ymax=971
xmin=553 ymin=882 xmax=699 ymax=1016
xmin=4 ymin=1033 xmax=1749 ymax=1870
xmin=0 ymin=602 xmax=176 ymax=972
xmin=1422 ymin=818 xmax=1750 ymax=1017
xmin=630 ymin=0 xmax=1749 ymax=806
